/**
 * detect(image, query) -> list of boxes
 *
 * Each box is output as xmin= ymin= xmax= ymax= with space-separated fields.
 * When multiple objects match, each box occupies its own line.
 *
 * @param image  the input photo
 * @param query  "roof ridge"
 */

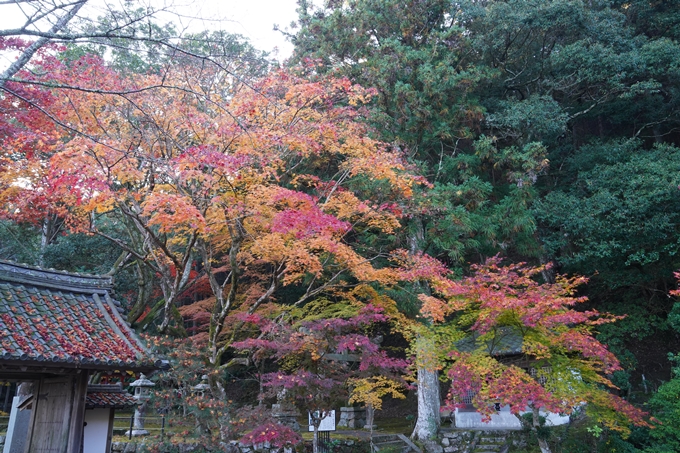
xmin=87 ymin=383 xmax=124 ymax=393
xmin=0 ymin=260 xmax=112 ymax=294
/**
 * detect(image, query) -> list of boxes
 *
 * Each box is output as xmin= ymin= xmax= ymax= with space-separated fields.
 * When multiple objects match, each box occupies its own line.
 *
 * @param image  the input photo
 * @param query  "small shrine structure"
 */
xmin=0 ymin=260 xmax=157 ymax=453
xmin=452 ymin=329 xmax=569 ymax=429
xmin=84 ymin=383 xmax=137 ymax=453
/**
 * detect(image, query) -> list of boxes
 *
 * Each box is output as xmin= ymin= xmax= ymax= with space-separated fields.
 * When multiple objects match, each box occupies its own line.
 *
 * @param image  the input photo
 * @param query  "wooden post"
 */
xmin=67 ymin=372 xmax=89 ymax=453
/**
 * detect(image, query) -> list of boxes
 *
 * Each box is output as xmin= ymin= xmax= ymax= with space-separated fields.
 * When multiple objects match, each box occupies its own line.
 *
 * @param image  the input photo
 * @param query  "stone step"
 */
xmin=371 ymin=434 xmax=421 ymax=453
xmin=372 ymin=435 xmax=399 ymax=442
xmin=473 ymin=433 xmax=507 ymax=453
xmin=373 ymin=440 xmax=410 ymax=453
xmin=373 ymin=440 xmax=407 ymax=451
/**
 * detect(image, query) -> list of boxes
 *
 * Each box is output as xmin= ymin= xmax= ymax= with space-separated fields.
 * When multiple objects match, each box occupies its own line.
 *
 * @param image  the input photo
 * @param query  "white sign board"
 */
xmin=308 ymin=410 xmax=336 ymax=432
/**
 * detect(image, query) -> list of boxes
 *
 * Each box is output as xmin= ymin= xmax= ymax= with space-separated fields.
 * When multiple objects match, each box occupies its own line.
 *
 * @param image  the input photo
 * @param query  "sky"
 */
xmin=0 ymin=0 xmax=302 ymax=63
xmin=142 ymin=0 xmax=302 ymax=60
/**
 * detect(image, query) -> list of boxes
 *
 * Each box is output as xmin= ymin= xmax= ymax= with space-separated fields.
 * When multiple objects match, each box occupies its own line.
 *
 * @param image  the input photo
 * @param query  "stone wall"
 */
xmin=439 ymin=430 xmax=476 ymax=452
xmin=337 ymin=407 xmax=366 ymax=429
xmin=422 ymin=429 xmax=512 ymax=453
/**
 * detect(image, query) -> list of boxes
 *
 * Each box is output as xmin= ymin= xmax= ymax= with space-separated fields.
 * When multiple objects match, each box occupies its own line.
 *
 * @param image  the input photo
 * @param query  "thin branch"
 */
xmin=0 ymin=0 xmax=87 ymax=88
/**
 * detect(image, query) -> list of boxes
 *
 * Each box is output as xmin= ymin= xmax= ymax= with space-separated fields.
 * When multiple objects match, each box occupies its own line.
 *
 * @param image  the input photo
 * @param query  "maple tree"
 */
xmin=148 ymin=335 xmax=302 ymax=449
xmin=0 ymin=38 xmax=72 ymax=265
xmin=0 ymin=1 xmax=262 ymax=88
xmin=232 ymin=303 xmax=409 ymax=453
xmin=396 ymin=254 xmax=652 ymax=453
xmin=0 ymin=44 xmax=423 ymax=398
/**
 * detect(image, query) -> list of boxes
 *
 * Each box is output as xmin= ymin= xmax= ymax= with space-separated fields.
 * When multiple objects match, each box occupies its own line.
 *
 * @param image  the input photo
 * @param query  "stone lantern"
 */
xmin=272 ymin=389 xmax=301 ymax=432
xmin=192 ymin=375 xmax=210 ymax=397
xmin=126 ymin=373 xmax=155 ymax=437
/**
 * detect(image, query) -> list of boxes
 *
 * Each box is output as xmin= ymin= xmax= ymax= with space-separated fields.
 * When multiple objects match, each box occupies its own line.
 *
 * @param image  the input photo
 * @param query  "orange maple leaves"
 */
xmin=0 ymin=48 xmax=430 ymax=360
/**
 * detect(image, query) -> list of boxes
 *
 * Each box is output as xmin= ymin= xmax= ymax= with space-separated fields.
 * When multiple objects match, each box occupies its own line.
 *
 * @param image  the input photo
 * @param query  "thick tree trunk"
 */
xmin=127 ymin=261 xmax=155 ymax=324
xmin=412 ymin=366 xmax=440 ymax=440
xmin=38 ymin=215 xmax=63 ymax=267
xmin=411 ymin=336 xmax=440 ymax=440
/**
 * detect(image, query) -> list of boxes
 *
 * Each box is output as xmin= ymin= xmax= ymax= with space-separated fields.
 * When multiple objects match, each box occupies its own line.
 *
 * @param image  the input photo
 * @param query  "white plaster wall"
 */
xmin=524 ymin=410 xmax=571 ymax=427
xmin=3 ymin=396 xmax=31 ymax=453
xmin=83 ymin=408 xmax=111 ymax=453
xmin=454 ymin=405 xmax=570 ymax=430
xmin=454 ymin=407 xmax=522 ymax=430
xmin=308 ymin=410 xmax=335 ymax=432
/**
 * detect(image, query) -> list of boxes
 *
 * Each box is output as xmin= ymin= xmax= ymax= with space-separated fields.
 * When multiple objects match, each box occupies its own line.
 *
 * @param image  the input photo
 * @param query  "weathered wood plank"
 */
xmin=28 ymin=376 xmax=74 ymax=453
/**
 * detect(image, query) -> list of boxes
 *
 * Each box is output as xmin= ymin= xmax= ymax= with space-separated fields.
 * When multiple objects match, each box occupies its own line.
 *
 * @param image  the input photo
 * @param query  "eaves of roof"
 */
xmin=0 ymin=260 xmax=156 ymax=372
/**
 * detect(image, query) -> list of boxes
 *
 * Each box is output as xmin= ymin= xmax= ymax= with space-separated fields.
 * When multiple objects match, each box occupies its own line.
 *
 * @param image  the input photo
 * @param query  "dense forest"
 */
xmin=1 ymin=1 xmax=680 ymax=452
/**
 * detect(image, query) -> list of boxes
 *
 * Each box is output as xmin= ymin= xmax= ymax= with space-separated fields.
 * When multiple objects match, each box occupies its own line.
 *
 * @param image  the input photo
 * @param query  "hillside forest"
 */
xmin=1 ymin=1 xmax=680 ymax=452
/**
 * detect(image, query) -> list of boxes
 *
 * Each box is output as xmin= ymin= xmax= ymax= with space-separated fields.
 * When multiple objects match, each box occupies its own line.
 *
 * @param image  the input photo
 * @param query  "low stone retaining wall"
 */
xmin=421 ymin=429 xmax=514 ymax=453
xmin=439 ymin=430 xmax=476 ymax=452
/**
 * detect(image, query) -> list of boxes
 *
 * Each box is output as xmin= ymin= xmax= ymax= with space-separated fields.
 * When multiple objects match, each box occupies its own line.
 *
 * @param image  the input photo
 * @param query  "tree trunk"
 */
xmin=39 ymin=214 xmax=63 ymax=267
xmin=365 ymin=404 xmax=375 ymax=428
xmin=312 ymin=421 xmax=320 ymax=453
xmin=127 ymin=261 xmax=155 ymax=324
xmin=411 ymin=336 xmax=440 ymax=440
xmin=532 ymin=405 xmax=552 ymax=453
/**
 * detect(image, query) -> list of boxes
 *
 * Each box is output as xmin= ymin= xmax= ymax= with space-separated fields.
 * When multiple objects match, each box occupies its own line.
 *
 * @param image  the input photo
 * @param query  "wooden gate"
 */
xmin=29 ymin=377 xmax=73 ymax=453
xmin=26 ymin=374 xmax=87 ymax=453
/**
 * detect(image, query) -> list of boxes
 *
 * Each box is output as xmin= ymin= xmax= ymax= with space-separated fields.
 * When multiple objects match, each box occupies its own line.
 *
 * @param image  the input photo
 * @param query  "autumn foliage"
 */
xmin=233 ymin=303 xmax=409 ymax=453
xmin=402 ymin=255 xmax=651 ymax=434
xmin=0 ymin=47 xmax=425 ymax=374
xmin=0 ymin=35 xmax=657 ymax=449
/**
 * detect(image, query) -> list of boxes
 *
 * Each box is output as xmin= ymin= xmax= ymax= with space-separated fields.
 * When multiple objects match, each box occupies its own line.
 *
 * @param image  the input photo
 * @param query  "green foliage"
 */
xmin=0 ymin=220 xmax=41 ymax=264
xmin=287 ymin=0 xmax=680 ymax=394
xmin=644 ymin=355 xmax=680 ymax=453
xmin=292 ymin=0 xmax=487 ymax=154
xmin=64 ymin=6 xmax=178 ymax=73
xmin=536 ymin=141 xmax=680 ymax=278
xmin=290 ymin=298 xmax=361 ymax=324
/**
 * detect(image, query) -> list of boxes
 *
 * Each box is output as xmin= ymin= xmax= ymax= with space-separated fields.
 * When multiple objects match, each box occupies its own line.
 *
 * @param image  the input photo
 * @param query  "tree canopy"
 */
xmin=1 ymin=0 xmax=679 ymax=450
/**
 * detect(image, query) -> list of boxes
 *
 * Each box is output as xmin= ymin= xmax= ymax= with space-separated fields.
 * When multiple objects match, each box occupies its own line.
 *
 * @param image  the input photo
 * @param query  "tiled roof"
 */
xmin=0 ymin=260 xmax=155 ymax=371
xmin=86 ymin=383 xmax=137 ymax=409
xmin=456 ymin=327 xmax=524 ymax=356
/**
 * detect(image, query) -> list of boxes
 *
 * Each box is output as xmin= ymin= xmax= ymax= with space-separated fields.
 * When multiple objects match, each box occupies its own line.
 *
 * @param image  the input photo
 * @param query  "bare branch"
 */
xmin=0 ymin=0 xmax=87 ymax=88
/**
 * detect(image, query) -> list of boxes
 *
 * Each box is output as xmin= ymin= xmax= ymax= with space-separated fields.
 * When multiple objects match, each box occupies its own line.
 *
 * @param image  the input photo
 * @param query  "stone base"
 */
xmin=273 ymin=414 xmax=301 ymax=432
xmin=125 ymin=429 xmax=149 ymax=437
xmin=272 ymin=404 xmax=301 ymax=432
xmin=337 ymin=406 xmax=366 ymax=429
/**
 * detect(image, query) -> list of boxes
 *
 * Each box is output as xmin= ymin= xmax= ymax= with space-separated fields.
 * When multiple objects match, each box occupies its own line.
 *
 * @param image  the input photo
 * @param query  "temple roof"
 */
xmin=86 ymin=383 xmax=137 ymax=409
xmin=0 ymin=260 xmax=156 ymax=373
xmin=456 ymin=327 xmax=524 ymax=356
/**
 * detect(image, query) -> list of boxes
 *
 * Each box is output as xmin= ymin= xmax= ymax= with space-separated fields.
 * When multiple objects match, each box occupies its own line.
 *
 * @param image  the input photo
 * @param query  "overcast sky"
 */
xmin=0 ymin=0 xmax=302 ymax=62
xmin=147 ymin=0 xmax=301 ymax=60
